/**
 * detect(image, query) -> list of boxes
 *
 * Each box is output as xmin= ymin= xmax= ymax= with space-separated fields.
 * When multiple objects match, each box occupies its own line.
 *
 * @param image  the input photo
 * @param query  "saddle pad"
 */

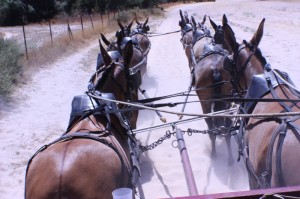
xmin=202 ymin=43 xmax=224 ymax=54
xmin=96 ymin=51 xmax=123 ymax=70
xmin=243 ymin=73 xmax=279 ymax=113
xmin=70 ymin=95 xmax=98 ymax=117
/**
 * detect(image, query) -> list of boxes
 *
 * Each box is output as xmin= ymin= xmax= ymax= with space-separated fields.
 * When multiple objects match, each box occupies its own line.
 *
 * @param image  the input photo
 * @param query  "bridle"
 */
xmin=89 ymin=60 xmax=135 ymax=108
xmin=225 ymin=41 xmax=257 ymax=97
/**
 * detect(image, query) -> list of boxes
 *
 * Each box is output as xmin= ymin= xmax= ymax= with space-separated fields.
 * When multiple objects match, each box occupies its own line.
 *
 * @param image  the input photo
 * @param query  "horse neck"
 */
xmin=242 ymin=56 xmax=265 ymax=89
xmin=130 ymin=47 xmax=143 ymax=67
xmin=182 ymin=31 xmax=193 ymax=46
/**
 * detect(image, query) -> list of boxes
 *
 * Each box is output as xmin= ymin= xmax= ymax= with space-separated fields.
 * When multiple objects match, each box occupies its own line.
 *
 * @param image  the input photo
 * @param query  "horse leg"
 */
xmin=225 ymin=133 xmax=234 ymax=166
xmin=225 ymin=118 xmax=234 ymax=166
xmin=204 ymin=117 xmax=217 ymax=157
xmin=203 ymin=103 xmax=216 ymax=158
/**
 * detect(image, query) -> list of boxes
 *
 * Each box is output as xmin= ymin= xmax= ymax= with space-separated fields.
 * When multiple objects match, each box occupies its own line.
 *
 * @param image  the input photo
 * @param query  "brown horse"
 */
xmin=191 ymin=15 xmax=212 ymax=66
xmin=223 ymin=19 xmax=300 ymax=189
xmin=193 ymin=15 xmax=234 ymax=165
xmin=131 ymin=18 xmax=151 ymax=56
xmin=115 ymin=20 xmax=147 ymax=79
xmin=179 ymin=10 xmax=196 ymax=69
xmin=99 ymin=30 xmax=147 ymax=83
xmin=25 ymin=41 xmax=141 ymax=199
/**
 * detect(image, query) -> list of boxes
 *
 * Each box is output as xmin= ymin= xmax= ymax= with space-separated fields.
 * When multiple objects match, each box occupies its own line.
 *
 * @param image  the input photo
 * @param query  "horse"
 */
xmin=130 ymin=18 xmax=151 ymax=56
xmin=190 ymin=14 xmax=212 ymax=66
xmin=179 ymin=10 xmax=195 ymax=69
xmin=98 ymin=30 xmax=147 ymax=86
xmin=223 ymin=18 xmax=300 ymax=189
xmin=114 ymin=20 xmax=147 ymax=79
xmin=25 ymin=41 xmax=142 ymax=199
xmin=193 ymin=15 xmax=234 ymax=165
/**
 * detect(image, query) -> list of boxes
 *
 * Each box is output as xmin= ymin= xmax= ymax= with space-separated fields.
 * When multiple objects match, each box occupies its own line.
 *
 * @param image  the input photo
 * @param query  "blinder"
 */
xmin=129 ymin=70 xmax=142 ymax=88
xmin=96 ymin=51 xmax=123 ymax=70
xmin=223 ymin=54 xmax=235 ymax=73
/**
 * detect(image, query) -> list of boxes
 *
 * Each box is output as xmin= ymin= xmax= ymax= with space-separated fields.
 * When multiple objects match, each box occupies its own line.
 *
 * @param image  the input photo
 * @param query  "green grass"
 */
xmin=0 ymin=38 xmax=23 ymax=96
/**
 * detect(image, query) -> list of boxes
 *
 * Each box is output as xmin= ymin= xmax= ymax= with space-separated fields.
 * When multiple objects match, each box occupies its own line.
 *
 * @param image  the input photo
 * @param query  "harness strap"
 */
xmin=264 ymin=69 xmax=293 ymax=112
xmin=197 ymin=50 xmax=228 ymax=63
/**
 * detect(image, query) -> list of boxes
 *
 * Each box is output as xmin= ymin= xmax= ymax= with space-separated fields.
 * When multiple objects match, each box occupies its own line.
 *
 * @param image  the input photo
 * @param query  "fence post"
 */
xmin=89 ymin=14 xmax=94 ymax=31
xmin=48 ymin=19 xmax=53 ymax=46
xmin=22 ymin=25 xmax=29 ymax=60
xmin=80 ymin=14 xmax=84 ymax=36
xmin=67 ymin=16 xmax=73 ymax=40
xmin=107 ymin=12 xmax=110 ymax=26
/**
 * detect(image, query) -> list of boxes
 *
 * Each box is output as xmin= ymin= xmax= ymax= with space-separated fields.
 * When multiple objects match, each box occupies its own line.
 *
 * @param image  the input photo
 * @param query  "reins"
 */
xmin=147 ymin=30 xmax=181 ymax=37
xmin=87 ymin=92 xmax=300 ymax=119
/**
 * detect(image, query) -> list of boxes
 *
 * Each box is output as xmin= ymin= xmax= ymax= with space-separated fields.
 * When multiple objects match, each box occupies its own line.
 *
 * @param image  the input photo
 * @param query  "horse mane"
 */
xmin=243 ymin=40 xmax=267 ymax=67
xmin=254 ymin=47 xmax=267 ymax=66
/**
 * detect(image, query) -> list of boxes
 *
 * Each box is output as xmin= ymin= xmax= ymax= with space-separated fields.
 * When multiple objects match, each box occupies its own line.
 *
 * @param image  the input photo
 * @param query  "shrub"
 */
xmin=0 ymin=38 xmax=23 ymax=96
xmin=0 ymin=0 xmax=28 ymax=25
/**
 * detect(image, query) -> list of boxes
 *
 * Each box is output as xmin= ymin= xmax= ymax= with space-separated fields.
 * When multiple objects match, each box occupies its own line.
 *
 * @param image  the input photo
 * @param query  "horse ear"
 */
xmin=223 ymin=23 xmax=238 ymax=53
xmin=116 ymin=32 xmax=123 ymax=48
xmin=179 ymin=10 xmax=184 ymax=22
xmin=222 ymin=14 xmax=228 ymax=26
xmin=250 ymin=18 xmax=265 ymax=47
xmin=191 ymin=16 xmax=197 ymax=28
xmin=117 ymin=19 xmax=124 ymax=30
xmin=209 ymin=17 xmax=217 ymax=31
xmin=128 ymin=20 xmax=134 ymax=30
xmin=144 ymin=17 xmax=149 ymax=26
xmin=136 ymin=19 xmax=141 ymax=25
xmin=99 ymin=41 xmax=112 ymax=67
xmin=100 ymin=33 xmax=110 ymax=46
xmin=122 ymin=41 xmax=133 ymax=69
xmin=201 ymin=15 xmax=206 ymax=25
xmin=184 ymin=11 xmax=189 ymax=23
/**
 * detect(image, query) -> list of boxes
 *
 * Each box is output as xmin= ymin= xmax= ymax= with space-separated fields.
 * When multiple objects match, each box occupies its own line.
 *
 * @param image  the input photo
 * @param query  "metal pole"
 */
xmin=174 ymin=126 xmax=198 ymax=196
xmin=139 ymin=87 xmax=166 ymax=123
xmin=179 ymin=46 xmax=197 ymax=119
xmin=132 ymin=108 xmax=237 ymax=134
xmin=179 ymin=71 xmax=193 ymax=119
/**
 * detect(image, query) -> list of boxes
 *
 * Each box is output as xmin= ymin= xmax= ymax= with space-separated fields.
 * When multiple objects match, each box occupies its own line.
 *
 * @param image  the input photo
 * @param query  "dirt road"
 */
xmin=1 ymin=0 xmax=300 ymax=198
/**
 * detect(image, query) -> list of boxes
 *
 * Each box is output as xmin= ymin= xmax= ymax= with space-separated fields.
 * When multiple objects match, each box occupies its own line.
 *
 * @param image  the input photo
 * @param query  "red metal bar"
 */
xmin=167 ymin=185 xmax=300 ymax=199
xmin=175 ymin=127 xmax=198 ymax=196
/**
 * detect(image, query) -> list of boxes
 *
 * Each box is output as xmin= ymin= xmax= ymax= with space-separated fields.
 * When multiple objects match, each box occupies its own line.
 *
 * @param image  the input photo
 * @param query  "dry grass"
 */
xmin=20 ymin=7 xmax=165 ymax=84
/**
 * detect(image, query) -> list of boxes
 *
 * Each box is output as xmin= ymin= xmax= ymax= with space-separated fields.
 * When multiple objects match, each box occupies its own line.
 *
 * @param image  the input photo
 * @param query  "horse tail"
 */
xmin=213 ymin=68 xmax=222 ymax=95
xmin=212 ymin=68 xmax=223 ymax=111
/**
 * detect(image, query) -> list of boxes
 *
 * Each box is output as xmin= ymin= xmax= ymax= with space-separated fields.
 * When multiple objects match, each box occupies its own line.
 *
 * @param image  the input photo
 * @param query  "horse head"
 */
xmin=135 ymin=17 xmax=150 ymax=34
xmin=191 ymin=15 xmax=211 ymax=44
xmin=116 ymin=19 xmax=134 ymax=38
xmin=179 ymin=10 xmax=193 ymax=33
xmin=223 ymin=18 xmax=266 ymax=93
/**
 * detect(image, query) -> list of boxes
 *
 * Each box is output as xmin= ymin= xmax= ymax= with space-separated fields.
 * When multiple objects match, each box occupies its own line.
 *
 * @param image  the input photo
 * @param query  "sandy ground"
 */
xmin=1 ymin=0 xmax=300 ymax=198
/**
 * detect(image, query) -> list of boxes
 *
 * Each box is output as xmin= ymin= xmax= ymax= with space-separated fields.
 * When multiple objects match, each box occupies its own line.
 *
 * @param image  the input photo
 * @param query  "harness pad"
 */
xmin=96 ymin=51 xmax=123 ymax=70
xmin=243 ymin=74 xmax=279 ymax=113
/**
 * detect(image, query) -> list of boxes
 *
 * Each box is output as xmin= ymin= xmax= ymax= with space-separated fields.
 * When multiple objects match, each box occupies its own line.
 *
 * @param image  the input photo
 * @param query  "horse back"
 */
xmin=246 ymin=87 xmax=300 ymax=187
xmin=193 ymin=37 xmax=212 ymax=62
xmin=25 ymin=138 xmax=130 ymax=199
xmin=131 ymin=34 xmax=150 ymax=56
